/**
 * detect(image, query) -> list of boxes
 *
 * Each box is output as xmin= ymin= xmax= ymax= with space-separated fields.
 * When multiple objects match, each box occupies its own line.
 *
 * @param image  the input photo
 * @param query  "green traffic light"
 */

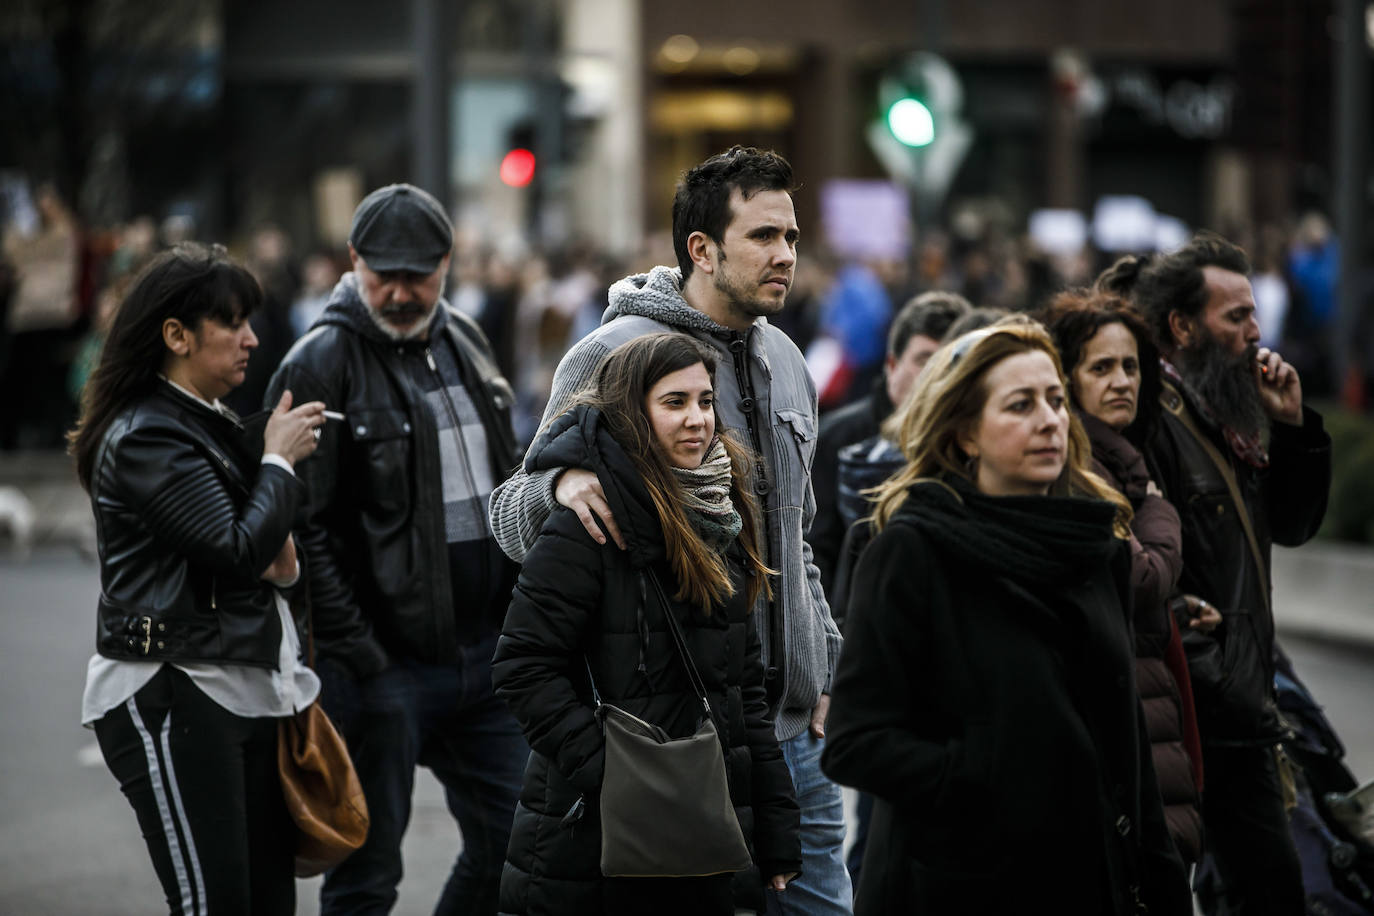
xmin=887 ymin=97 xmax=935 ymax=147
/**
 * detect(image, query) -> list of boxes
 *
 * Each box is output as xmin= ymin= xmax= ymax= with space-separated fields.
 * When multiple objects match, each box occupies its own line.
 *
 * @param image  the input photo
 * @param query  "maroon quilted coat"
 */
xmin=1083 ymin=411 xmax=1204 ymax=862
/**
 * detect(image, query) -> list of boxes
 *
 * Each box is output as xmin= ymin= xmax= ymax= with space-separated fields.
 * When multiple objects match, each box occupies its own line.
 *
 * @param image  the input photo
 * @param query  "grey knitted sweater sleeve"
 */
xmin=488 ymin=337 xmax=614 ymax=562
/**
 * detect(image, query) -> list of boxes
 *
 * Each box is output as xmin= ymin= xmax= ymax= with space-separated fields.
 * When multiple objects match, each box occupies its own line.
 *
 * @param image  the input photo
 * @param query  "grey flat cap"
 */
xmin=349 ymin=183 xmax=453 ymax=274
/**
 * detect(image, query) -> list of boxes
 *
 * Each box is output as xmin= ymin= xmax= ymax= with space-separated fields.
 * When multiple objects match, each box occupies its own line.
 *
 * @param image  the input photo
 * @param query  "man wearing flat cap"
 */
xmin=267 ymin=183 xmax=525 ymax=915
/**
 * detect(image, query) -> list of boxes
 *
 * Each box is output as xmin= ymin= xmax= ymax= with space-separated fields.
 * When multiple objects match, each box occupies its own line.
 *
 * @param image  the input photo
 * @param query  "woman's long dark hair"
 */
xmin=1039 ymin=288 xmax=1162 ymax=446
xmin=573 ymin=333 xmax=773 ymax=614
xmin=68 ymin=243 xmax=262 ymax=491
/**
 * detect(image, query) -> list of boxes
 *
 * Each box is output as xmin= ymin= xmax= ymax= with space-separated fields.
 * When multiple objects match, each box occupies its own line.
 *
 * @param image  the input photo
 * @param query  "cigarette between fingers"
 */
xmin=322 ymin=410 xmax=345 ymax=421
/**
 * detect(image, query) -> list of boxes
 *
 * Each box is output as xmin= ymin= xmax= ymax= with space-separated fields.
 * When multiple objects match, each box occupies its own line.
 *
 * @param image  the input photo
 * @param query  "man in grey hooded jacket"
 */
xmin=489 ymin=147 xmax=850 ymax=913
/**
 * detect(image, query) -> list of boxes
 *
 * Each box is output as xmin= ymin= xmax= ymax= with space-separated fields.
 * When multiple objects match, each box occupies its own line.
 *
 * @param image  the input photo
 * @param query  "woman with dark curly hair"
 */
xmin=1042 ymin=290 xmax=1208 ymax=865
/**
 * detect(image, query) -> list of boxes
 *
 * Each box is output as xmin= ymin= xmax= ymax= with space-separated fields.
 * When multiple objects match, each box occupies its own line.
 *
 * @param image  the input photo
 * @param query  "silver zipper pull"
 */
xmin=425 ymin=348 xmax=438 ymax=372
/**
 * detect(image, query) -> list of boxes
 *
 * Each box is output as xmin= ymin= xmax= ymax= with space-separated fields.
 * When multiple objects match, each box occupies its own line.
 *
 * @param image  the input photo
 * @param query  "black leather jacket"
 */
xmin=266 ymin=276 xmax=519 ymax=678
xmin=1144 ymin=381 xmax=1330 ymax=746
xmin=93 ymin=382 xmax=301 ymax=667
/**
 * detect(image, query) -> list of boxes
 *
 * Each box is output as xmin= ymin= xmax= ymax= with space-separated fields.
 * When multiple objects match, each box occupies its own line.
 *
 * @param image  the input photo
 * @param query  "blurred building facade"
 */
xmin=0 ymin=0 xmax=1364 ymax=254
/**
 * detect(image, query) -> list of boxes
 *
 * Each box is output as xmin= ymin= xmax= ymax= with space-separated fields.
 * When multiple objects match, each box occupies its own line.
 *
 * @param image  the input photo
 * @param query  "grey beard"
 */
xmin=364 ymin=278 xmax=446 ymax=341
xmin=1174 ymin=333 xmax=1267 ymax=436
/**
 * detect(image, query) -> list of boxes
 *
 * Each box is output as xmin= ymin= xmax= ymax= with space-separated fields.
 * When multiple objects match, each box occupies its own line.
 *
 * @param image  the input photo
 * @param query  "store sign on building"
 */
xmin=1103 ymin=68 xmax=1235 ymax=140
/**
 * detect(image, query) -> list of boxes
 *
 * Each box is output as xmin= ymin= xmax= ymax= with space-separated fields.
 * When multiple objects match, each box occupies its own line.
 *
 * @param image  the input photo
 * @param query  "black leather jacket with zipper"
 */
xmin=265 ymin=274 xmax=519 ymax=678
xmin=93 ymin=382 xmax=301 ymax=667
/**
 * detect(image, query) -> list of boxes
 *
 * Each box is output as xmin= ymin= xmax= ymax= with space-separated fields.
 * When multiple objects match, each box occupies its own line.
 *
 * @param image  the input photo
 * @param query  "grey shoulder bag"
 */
xmin=589 ymin=568 xmax=753 ymax=878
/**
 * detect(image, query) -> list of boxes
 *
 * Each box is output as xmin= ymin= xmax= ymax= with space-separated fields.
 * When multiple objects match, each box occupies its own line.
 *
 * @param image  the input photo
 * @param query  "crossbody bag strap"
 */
xmin=1161 ymin=382 xmax=1271 ymax=616
xmin=645 ymin=567 xmax=713 ymax=718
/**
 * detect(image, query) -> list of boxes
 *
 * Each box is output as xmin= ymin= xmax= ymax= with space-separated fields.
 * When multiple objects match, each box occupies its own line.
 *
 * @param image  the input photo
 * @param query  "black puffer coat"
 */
xmin=492 ymin=405 xmax=801 ymax=915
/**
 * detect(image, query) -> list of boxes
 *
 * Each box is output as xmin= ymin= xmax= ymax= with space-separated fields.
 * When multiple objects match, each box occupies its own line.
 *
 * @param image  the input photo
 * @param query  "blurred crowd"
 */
xmin=0 ymin=180 xmax=1362 ymax=453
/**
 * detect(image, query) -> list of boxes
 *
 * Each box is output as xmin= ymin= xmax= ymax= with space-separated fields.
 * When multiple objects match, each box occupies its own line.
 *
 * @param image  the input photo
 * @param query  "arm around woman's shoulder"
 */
xmin=492 ymin=508 xmax=609 ymax=796
xmin=108 ymin=416 xmax=300 ymax=581
xmin=820 ymin=524 xmax=966 ymax=813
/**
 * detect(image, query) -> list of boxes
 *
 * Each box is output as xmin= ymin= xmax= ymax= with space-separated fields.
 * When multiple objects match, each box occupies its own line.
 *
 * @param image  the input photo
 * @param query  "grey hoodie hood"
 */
xmin=604 ymin=266 xmax=743 ymax=336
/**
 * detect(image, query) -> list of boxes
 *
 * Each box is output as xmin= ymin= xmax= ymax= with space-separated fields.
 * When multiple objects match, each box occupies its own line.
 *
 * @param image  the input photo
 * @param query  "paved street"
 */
xmin=2 ymin=545 xmax=1373 ymax=915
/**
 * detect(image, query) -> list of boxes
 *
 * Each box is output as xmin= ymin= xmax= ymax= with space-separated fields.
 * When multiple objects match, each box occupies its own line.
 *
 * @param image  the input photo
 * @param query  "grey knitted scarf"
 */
xmin=670 ymin=437 xmax=742 ymax=552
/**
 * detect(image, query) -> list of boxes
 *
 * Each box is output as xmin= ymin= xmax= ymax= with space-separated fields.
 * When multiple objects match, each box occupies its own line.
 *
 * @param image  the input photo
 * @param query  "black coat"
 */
xmin=810 ymin=381 xmax=891 ymax=596
xmin=1143 ymin=382 xmax=1330 ymax=745
xmin=822 ymin=478 xmax=1191 ymax=916
xmin=92 ymin=382 xmax=300 ymax=666
xmin=492 ymin=406 xmax=801 ymax=915
xmin=265 ymin=276 xmax=519 ymax=677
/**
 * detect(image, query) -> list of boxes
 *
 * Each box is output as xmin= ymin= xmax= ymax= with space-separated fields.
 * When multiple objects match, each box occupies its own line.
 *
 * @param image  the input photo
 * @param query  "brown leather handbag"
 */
xmin=277 ymin=599 xmax=369 ymax=877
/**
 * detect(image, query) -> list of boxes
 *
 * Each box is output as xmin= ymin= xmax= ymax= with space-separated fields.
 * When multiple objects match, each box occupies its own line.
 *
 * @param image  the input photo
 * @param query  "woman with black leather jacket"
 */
xmin=492 ymin=333 xmax=801 ymax=915
xmin=69 ymin=244 xmax=326 ymax=915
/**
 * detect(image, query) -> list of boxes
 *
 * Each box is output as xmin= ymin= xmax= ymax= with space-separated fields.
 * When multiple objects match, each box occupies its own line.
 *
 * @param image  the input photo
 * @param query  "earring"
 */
xmin=965 ymin=454 xmax=979 ymax=478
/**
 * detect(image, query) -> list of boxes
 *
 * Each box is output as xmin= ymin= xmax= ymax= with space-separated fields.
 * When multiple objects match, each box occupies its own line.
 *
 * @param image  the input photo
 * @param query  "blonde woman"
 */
xmin=821 ymin=318 xmax=1190 ymax=915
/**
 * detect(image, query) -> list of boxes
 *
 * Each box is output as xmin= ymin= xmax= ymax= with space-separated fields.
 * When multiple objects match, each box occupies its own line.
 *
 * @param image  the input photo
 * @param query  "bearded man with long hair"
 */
xmin=1112 ymin=233 xmax=1332 ymax=916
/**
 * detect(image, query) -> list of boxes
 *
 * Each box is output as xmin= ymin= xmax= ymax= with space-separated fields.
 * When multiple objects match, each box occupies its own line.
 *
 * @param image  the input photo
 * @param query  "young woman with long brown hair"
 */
xmin=492 ymin=332 xmax=800 ymax=915
xmin=821 ymin=318 xmax=1191 ymax=915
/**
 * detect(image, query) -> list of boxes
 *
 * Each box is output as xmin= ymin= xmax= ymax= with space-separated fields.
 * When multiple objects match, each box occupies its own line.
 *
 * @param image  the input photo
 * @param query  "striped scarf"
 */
xmin=670 ymin=437 xmax=742 ymax=552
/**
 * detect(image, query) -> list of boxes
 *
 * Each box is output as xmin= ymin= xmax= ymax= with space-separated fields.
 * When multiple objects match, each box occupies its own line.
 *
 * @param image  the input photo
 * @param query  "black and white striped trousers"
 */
xmin=93 ymin=666 xmax=295 ymax=915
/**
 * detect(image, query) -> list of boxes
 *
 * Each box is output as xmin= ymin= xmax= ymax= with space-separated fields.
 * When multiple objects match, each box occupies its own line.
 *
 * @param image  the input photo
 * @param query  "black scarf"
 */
xmin=893 ymin=474 xmax=1121 ymax=588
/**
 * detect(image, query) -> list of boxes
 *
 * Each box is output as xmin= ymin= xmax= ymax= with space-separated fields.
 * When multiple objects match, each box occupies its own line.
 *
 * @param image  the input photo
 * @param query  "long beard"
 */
xmin=1174 ymin=332 xmax=1266 ymax=436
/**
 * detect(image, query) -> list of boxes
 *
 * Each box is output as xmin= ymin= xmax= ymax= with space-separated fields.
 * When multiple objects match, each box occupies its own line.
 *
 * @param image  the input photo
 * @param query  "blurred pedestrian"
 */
xmin=822 ymin=318 xmax=1192 ymax=915
xmin=70 ymin=243 xmax=326 ymax=915
xmin=1042 ymin=291 xmax=1205 ymax=864
xmin=814 ymin=261 xmax=893 ymax=408
xmin=492 ymin=332 xmax=801 ymax=914
xmin=266 ymin=183 xmax=526 ymax=915
xmin=223 ymin=225 xmax=297 ymax=416
xmin=1124 ymin=234 xmax=1332 ymax=916
xmin=0 ymin=183 xmax=81 ymax=448
xmin=489 ymin=147 xmax=851 ymax=915
xmin=810 ymin=290 xmax=971 ymax=598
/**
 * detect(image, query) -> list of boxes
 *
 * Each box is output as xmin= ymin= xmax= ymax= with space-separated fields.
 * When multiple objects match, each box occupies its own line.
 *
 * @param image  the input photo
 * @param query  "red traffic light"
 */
xmin=499 ymin=148 xmax=536 ymax=188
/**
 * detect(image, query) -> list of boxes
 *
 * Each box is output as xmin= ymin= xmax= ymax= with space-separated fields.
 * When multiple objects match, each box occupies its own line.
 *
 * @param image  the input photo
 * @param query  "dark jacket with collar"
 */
xmin=1143 ymin=380 xmax=1330 ymax=746
xmin=93 ymin=382 xmax=301 ymax=667
xmin=265 ymin=274 xmax=519 ymax=677
xmin=822 ymin=478 xmax=1191 ymax=916
xmin=811 ymin=379 xmax=893 ymax=597
xmin=492 ymin=405 xmax=801 ymax=915
xmin=1082 ymin=411 xmax=1203 ymax=862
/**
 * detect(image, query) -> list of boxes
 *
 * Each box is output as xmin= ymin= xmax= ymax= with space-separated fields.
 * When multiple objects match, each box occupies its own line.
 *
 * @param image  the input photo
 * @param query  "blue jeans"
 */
xmin=317 ymin=636 xmax=527 ymax=916
xmin=767 ymin=732 xmax=853 ymax=915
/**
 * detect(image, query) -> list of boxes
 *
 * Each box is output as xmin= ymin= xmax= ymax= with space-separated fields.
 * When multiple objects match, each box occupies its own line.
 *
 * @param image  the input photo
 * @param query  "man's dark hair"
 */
xmin=888 ymin=290 xmax=972 ymax=359
xmin=672 ymin=146 xmax=796 ymax=282
xmin=1123 ymin=232 xmax=1251 ymax=348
